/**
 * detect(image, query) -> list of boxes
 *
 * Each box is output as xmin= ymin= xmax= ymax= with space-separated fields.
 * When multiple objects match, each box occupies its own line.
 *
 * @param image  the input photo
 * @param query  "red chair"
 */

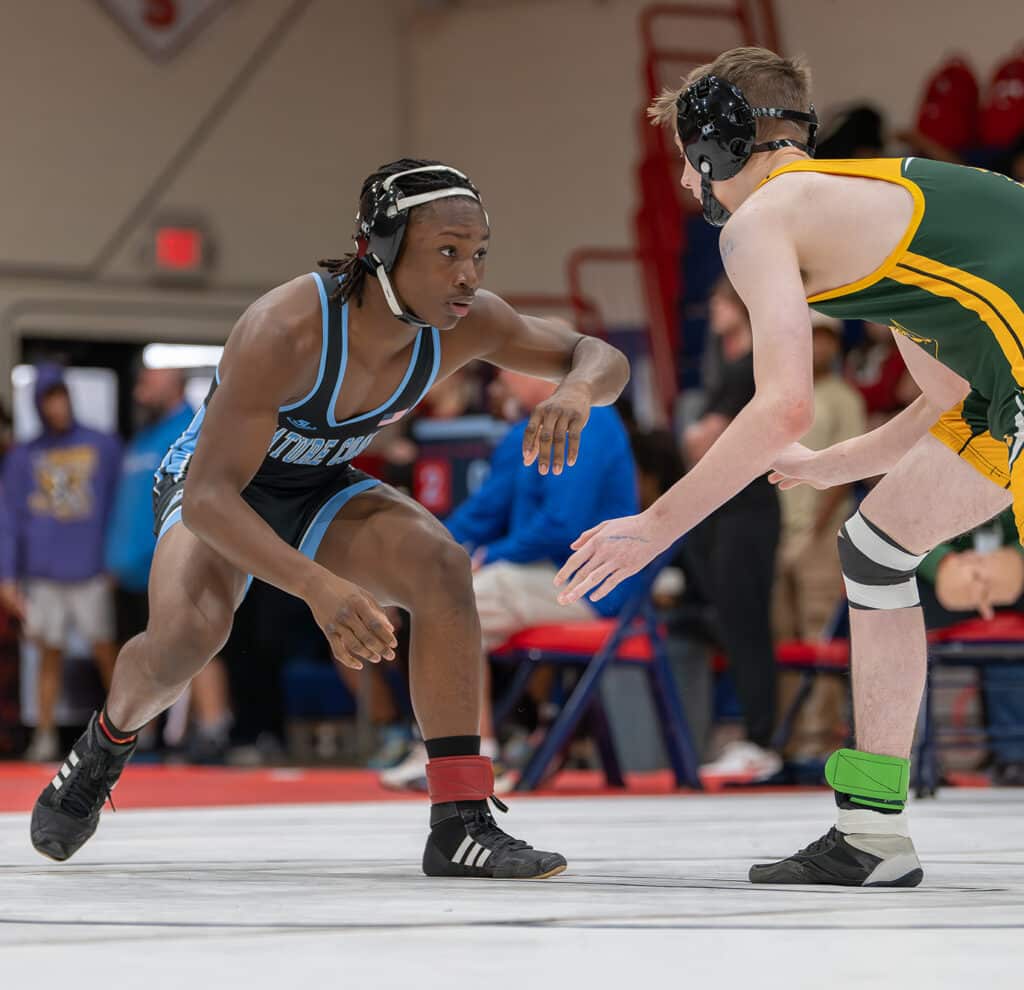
xmin=917 ymin=612 xmax=1024 ymax=796
xmin=770 ymin=638 xmax=850 ymax=753
xmin=490 ymin=549 xmax=702 ymax=791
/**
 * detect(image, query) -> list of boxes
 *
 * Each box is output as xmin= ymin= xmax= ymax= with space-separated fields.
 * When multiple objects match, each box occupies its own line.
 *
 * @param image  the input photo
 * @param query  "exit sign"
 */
xmin=149 ymin=219 xmax=213 ymax=281
xmin=156 ymin=226 xmax=203 ymax=271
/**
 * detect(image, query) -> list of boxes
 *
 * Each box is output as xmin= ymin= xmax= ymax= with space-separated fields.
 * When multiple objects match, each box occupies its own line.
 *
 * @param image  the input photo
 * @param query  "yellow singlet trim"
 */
xmin=756 ymin=158 xmax=926 ymax=303
xmin=888 ymin=251 xmax=1024 ymax=389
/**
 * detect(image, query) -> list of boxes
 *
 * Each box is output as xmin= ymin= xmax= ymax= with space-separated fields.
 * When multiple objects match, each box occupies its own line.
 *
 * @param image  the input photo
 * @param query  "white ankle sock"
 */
xmin=838 ymin=806 xmax=910 ymax=837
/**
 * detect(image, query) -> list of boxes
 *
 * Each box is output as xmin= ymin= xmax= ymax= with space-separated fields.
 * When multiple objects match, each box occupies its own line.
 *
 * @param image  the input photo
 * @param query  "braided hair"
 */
xmin=319 ymin=158 xmax=482 ymax=306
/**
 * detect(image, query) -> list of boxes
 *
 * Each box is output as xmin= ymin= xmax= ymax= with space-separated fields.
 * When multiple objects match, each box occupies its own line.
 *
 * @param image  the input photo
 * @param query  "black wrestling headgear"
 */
xmin=675 ymin=75 xmax=818 ymax=226
xmin=356 ymin=164 xmax=484 ymax=327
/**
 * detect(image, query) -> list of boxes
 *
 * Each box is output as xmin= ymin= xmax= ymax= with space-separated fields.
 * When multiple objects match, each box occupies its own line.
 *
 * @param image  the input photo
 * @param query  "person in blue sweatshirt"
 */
xmin=0 ymin=364 xmax=121 ymax=761
xmin=382 ymin=367 xmax=639 ymax=789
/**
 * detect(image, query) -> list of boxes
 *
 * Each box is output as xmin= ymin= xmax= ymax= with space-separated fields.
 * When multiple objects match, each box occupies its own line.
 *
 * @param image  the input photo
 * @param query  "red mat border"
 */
xmin=0 ymin=764 xmax=988 ymax=814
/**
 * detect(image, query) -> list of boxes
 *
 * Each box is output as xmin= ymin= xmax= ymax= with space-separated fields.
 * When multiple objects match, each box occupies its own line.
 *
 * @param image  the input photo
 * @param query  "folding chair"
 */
xmin=916 ymin=612 xmax=1024 ymax=797
xmin=770 ymin=599 xmax=851 ymax=753
xmin=489 ymin=547 xmax=702 ymax=792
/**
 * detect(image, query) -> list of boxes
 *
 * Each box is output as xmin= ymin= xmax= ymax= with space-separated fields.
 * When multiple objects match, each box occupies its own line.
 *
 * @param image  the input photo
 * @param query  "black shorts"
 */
xmin=152 ymin=467 xmax=381 ymax=591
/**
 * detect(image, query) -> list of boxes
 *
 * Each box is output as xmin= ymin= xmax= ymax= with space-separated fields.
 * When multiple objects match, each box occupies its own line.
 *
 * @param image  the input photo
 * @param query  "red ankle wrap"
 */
xmin=98 ymin=711 xmax=137 ymax=745
xmin=426 ymin=755 xmax=494 ymax=804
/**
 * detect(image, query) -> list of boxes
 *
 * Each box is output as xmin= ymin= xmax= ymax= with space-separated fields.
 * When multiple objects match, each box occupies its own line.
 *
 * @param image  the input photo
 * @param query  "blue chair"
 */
xmin=490 ymin=547 xmax=702 ymax=792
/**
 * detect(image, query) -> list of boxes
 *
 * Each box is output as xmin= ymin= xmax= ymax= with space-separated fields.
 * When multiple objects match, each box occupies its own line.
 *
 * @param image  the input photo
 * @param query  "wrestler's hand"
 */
xmin=308 ymin=576 xmax=397 ymax=670
xmin=768 ymin=443 xmax=844 ymax=491
xmin=554 ymin=512 xmax=666 ymax=605
xmin=522 ymin=382 xmax=592 ymax=476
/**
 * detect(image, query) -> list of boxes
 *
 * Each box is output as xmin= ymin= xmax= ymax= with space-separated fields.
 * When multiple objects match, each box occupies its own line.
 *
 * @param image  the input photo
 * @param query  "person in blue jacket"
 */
xmin=105 ymin=368 xmax=195 ymax=639
xmin=104 ymin=367 xmax=232 ymax=759
xmin=383 ymin=367 xmax=639 ymax=789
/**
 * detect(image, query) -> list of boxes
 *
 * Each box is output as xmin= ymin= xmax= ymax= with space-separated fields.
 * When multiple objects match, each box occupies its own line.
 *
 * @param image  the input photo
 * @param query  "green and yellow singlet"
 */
xmin=760 ymin=157 xmax=1024 ymax=535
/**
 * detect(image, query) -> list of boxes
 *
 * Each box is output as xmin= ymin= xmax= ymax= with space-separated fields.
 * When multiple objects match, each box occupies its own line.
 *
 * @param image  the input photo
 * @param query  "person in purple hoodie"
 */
xmin=0 ymin=364 xmax=122 ymax=761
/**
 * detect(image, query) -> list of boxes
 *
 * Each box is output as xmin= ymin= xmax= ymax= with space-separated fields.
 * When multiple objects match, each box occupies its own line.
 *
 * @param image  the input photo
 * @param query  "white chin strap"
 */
xmin=376 ymin=266 xmax=431 ymax=328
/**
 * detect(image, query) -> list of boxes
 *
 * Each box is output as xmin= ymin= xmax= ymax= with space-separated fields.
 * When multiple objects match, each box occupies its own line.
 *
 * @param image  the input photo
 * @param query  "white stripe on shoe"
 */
xmin=467 ymin=844 xmax=488 ymax=867
xmin=59 ymin=764 xmax=71 ymax=779
xmin=475 ymin=848 xmax=492 ymax=868
xmin=452 ymin=836 xmax=474 ymax=865
xmin=69 ymin=750 xmax=80 ymax=767
xmin=51 ymin=774 xmax=63 ymax=791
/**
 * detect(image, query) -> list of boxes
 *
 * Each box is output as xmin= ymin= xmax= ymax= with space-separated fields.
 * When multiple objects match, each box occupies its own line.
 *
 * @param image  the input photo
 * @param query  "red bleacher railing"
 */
xmin=633 ymin=2 xmax=778 ymax=418
xmin=502 ymin=293 xmax=607 ymax=339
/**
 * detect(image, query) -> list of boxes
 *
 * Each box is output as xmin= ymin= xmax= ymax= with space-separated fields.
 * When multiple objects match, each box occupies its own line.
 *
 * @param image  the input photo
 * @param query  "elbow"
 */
xmin=614 ymin=347 xmax=631 ymax=390
xmin=761 ymin=394 xmax=814 ymax=443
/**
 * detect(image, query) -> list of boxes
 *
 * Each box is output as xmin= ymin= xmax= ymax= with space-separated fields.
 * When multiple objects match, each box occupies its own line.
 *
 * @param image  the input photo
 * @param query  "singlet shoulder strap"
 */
xmin=280 ymin=271 xmax=347 ymax=416
xmin=758 ymin=157 xmax=912 ymax=186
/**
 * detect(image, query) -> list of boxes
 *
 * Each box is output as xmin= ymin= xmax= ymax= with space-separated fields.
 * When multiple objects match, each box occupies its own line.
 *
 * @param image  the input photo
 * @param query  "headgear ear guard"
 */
xmin=355 ymin=164 xmax=484 ymax=327
xmin=675 ymin=75 xmax=818 ymax=227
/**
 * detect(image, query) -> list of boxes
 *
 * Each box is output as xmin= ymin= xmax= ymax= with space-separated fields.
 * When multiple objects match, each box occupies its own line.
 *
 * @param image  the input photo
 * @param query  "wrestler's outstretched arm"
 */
xmin=557 ymin=204 xmax=815 ymax=603
xmin=453 ymin=291 xmax=631 ymax=475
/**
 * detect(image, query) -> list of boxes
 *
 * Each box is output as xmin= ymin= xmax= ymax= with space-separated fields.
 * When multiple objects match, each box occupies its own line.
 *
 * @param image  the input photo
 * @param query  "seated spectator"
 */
xmin=381 ymin=368 xmax=639 ymax=789
xmin=682 ymin=275 xmax=782 ymax=784
xmin=774 ymin=313 xmax=866 ymax=758
xmin=0 ymin=365 xmax=121 ymax=761
xmin=846 ymin=320 xmax=920 ymax=430
xmin=917 ymin=509 xmax=1024 ymax=785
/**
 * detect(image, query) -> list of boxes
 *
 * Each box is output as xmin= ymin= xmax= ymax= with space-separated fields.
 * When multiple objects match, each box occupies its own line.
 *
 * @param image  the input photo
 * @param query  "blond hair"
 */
xmin=648 ymin=46 xmax=813 ymax=143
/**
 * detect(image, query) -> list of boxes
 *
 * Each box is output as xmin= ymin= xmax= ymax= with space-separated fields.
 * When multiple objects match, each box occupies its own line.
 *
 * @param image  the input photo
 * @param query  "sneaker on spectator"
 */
xmin=379 ymin=741 xmax=427 ymax=790
xmin=226 ymin=732 xmax=284 ymax=768
xmin=700 ymin=739 xmax=782 ymax=785
xmin=367 ymin=725 xmax=414 ymax=769
xmin=24 ymin=727 xmax=59 ymax=763
xmin=186 ymin=726 xmax=230 ymax=765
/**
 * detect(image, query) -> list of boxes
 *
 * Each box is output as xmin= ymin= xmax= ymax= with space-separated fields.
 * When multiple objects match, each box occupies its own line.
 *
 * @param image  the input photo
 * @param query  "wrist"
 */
xmin=556 ymin=378 xmax=593 ymax=404
xmin=296 ymin=562 xmax=332 ymax=603
xmin=642 ymin=505 xmax=675 ymax=551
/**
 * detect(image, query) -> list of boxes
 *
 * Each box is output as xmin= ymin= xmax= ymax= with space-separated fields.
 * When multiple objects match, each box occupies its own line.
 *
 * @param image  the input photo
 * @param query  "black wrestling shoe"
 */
xmin=422 ymin=798 xmax=567 ymax=879
xmin=30 ymin=712 xmax=136 ymax=862
xmin=749 ymin=826 xmax=923 ymax=887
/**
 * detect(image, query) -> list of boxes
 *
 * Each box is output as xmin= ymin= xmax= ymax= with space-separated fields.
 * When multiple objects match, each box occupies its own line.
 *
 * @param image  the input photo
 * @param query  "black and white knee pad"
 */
xmin=837 ymin=511 xmax=929 ymax=610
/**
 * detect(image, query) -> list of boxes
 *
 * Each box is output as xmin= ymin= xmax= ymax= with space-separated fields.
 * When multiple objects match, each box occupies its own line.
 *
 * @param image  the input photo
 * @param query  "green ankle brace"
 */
xmin=824 ymin=748 xmax=910 ymax=811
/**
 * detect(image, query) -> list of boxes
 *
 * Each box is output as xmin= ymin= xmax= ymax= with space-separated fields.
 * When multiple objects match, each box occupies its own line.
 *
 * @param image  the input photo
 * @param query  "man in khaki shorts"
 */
xmin=0 ymin=364 xmax=121 ymax=761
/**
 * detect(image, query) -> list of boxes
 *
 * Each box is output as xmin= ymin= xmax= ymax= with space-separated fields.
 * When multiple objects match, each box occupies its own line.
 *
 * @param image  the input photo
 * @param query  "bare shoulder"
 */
xmin=229 ymin=274 xmax=323 ymax=368
xmin=719 ymin=187 xmax=797 ymax=267
xmin=219 ymin=274 xmax=324 ymax=405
